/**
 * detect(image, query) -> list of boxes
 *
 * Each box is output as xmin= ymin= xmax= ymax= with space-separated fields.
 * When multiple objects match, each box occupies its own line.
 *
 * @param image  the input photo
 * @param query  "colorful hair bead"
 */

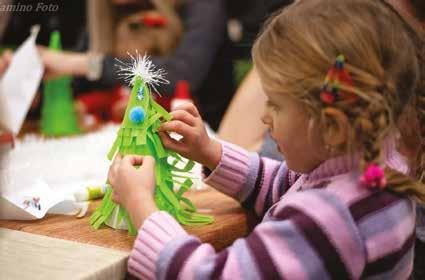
xmin=319 ymin=92 xmax=335 ymax=104
xmin=320 ymin=54 xmax=357 ymax=105
xmin=129 ymin=106 xmax=146 ymax=124
xmin=360 ymin=163 xmax=387 ymax=189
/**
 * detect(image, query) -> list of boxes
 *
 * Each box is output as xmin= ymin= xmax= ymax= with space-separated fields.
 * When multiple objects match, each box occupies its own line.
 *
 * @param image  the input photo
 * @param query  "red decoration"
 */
xmin=141 ymin=14 xmax=168 ymax=27
xmin=320 ymin=92 xmax=335 ymax=104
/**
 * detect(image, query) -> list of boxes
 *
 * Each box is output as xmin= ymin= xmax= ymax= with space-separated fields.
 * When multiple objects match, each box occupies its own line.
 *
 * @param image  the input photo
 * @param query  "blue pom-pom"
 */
xmin=129 ymin=107 xmax=146 ymax=124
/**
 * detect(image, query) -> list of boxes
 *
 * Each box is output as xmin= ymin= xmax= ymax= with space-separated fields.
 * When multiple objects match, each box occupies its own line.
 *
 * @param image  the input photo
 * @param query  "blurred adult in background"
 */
xmin=0 ymin=0 xmax=86 ymax=77
xmin=218 ymin=0 xmax=293 ymax=161
xmin=0 ymin=0 xmax=87 ymax=120
xmin=0 ymin=0 xmax=86 ymax=49
xmin=0 ymin=0 xmax=234 ymax=130
xmin=79 ymin=0 xmax=234 ymax=130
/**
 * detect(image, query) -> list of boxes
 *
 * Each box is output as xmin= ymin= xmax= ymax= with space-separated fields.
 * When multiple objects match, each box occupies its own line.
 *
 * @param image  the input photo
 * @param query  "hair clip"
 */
xmin=320 ymin=54 xmax=358 ymax=104
xmin=360 ymin=163 xmax=387 ymax=189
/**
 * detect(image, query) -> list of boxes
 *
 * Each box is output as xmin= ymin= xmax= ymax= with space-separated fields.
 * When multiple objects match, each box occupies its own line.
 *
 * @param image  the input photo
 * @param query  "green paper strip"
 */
xmin=150 ymin=133 xmax=167 ymax=158
xmin=175 ymin=179 xmax=193 ymax=198
xmin=107 ymin=138 xmax=121 ymax=160
xmin=123 ymin=209 xmax=137 ymax=235
xmin=144 ymin=113 xmax=161 ymax=130
xmin=152 ymin=101 xmax=172 ymax=121
xmin=136 ymin=133 xmax=147 ymax=145
xmin=169 ymin=160 xmax=195 ymax=173
xmin=179 ymin=197 xmax=197 ymax=212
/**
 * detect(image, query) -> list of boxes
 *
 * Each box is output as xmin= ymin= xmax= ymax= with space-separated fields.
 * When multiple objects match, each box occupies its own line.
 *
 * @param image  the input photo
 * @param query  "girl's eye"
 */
xmin=266 ymin=101 xmax=279 ymax=112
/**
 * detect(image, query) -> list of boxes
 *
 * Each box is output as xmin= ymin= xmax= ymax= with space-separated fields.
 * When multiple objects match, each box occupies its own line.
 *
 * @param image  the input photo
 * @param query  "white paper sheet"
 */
xmin=0 ymin=125 xmax=119 ymax=220
xmin=0 ymin=179 xmax=76 ymax=220
xmin=0 ymin=25 xmax=44 ymax=134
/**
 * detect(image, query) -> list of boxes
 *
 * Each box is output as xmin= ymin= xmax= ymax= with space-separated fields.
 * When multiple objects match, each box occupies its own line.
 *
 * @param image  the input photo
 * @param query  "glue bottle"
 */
xmin=170 ymin=80 xmax=193 ymax=111
xmin=74 ymin=184 xmax=108 ymax=202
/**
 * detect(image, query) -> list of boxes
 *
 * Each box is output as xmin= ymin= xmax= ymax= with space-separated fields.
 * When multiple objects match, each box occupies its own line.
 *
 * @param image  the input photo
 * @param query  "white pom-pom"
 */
xmin=115 ymin=51 xmax=169 ymax=93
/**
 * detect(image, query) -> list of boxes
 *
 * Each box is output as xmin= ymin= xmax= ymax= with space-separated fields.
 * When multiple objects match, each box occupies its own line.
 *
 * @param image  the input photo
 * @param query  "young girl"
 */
xmin=107 ymin=0 xmax=425 ymax=278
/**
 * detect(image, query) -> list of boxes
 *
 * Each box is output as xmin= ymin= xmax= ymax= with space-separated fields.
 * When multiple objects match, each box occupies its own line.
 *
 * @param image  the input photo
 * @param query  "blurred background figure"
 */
xmin=0 ymin=0 xmax=299 ymax=132
xmin=218 ymin=0 xmax=294 ymax=161
xmin=0 ymin=0 xmax=234 ymax=131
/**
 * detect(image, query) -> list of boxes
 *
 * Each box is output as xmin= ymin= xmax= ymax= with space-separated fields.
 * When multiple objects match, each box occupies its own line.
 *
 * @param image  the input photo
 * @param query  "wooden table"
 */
xmin=1 ymin=121 xmax=256 ymax=278
xmin=0 ymin=187 xmax=253 ymax=252
xmin=0 ymin=188 xmax=255 ymax=279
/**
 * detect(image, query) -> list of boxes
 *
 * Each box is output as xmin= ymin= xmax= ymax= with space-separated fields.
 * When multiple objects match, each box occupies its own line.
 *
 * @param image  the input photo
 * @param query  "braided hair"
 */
xmin=253 ymin=0 xmax=425 ymax=202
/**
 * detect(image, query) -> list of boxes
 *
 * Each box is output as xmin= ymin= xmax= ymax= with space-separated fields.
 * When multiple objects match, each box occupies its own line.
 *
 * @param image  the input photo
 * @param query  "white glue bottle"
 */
xmin=170 ymin=80 xmax=193 ymax=111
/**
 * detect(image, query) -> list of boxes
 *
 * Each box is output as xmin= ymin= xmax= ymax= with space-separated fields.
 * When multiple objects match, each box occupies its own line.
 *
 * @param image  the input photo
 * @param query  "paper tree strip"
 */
xmin=41 ymin=31 xmax=80 ymax=136
xmin=89 ymin=54 xmax=213 ymax=235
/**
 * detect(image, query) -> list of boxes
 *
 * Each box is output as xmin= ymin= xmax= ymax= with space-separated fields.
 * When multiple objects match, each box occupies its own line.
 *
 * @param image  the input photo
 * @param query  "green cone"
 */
xmin=41 ymin=31 xmax=80 ymax=136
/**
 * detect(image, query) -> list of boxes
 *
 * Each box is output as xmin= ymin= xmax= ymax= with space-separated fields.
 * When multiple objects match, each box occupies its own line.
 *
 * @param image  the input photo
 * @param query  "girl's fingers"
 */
xmin=111 ymin=191 xmax=120 ymax=204
xmin=141 ymin=156 xmax=156 ymax=169
xmin=173 ymin=102 xmax=199 ymax=117
xmin=158 ymin=131 xmax=187 ymax=154
xmin=113 ymin=153 xmax=122 ymax=163
xmin=107 ymin=169 xmax=116 ymax=187
xmin=122 ymin=155 xmax=144 ymax=166
xmin=170 ymin=110 xmax=197 ymax=126
xmin=110 ymin=154 xmax=122 ymax=171
xmin=109 ymin=157 xmax=121 ymax=183
xmin=159 ymin=120 xmax=193 ymax=137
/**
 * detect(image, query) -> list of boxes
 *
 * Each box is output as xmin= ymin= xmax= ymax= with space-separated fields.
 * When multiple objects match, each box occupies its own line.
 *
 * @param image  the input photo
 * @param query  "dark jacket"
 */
xmin=77 ymin=0 xmax=235 ymax=131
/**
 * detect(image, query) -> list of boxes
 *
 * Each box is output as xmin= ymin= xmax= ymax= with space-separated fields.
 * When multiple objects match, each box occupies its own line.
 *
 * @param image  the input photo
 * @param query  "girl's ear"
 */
xmin=321 ymin=107 xmax=350 ymax=148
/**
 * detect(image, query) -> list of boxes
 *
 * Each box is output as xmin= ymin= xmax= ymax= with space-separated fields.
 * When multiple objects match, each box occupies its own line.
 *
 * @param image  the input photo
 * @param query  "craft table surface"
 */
xmin=0 ymin=187 xmax=252 ymax=251
xmin=0 ymin=227 xmax=128 ymax=280
xmin=1 ymin=122 xmax=255 ymax=279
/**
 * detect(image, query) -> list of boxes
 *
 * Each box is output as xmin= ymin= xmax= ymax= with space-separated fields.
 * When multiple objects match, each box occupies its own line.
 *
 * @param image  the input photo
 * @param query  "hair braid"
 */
xmin=414 ymin=43 xmax=425 ymax=183
xmin=354 ymin=100 xmax=390 ymax=169
xmin=253 ymin=0 xmax=425 ymax=203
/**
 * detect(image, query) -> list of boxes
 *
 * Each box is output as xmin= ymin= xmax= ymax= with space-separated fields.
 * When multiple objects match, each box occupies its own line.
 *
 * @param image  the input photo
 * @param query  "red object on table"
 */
xmin=76 ymin=85 xmax=172 ymax=124
xmin=77 ymin=85 xmax=130 ymax=123
xmin=174 ymin=80 xmax=191 ymax=99
xmin=171 ymin=80 xmax=194 ymax=111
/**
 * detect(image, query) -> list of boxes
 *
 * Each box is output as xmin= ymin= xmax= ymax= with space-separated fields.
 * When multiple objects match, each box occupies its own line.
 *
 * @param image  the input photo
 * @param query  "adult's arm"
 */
xmin=217 ymin=69 xmax=268 ymax=151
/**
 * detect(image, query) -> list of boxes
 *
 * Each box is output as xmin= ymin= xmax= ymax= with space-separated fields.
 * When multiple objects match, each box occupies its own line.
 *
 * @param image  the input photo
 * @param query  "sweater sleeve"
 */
xmin=203 ymin=140 xmax=299 ymax=217
xmin=128 ymin=190 xmax=366 ymax=279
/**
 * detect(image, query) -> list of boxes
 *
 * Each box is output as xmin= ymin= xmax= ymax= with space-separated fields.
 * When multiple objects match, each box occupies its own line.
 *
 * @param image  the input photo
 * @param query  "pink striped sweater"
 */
xmin=128 ymin=141 xmax=416 ymax=279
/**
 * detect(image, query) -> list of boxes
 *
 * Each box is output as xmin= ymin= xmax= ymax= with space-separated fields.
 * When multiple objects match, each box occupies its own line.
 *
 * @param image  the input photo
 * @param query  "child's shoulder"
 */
xmin=268 ymin=173 xmax=415 ymax=275
xmin=274 ymin=172 xmax=415 ymax=234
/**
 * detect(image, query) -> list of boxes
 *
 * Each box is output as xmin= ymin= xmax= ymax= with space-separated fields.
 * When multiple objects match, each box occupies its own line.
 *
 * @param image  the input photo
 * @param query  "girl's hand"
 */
xmin=158 ymin=103 xmax=222 ymax=170
xmin=108 ymin=154 xmax=158 ymax=228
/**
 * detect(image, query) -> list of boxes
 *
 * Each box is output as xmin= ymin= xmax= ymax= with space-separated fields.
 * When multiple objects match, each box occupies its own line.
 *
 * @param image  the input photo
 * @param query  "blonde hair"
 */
xmin=253 ymin=0 xmax=425 ymax=203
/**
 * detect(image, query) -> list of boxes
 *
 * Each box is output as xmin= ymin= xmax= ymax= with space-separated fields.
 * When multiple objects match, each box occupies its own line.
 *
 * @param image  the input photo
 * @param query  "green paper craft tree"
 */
xmin=89 ymin=54 xmax=214 ymax=235
xmin=41 ymin=31 xmax=80 ymax=136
